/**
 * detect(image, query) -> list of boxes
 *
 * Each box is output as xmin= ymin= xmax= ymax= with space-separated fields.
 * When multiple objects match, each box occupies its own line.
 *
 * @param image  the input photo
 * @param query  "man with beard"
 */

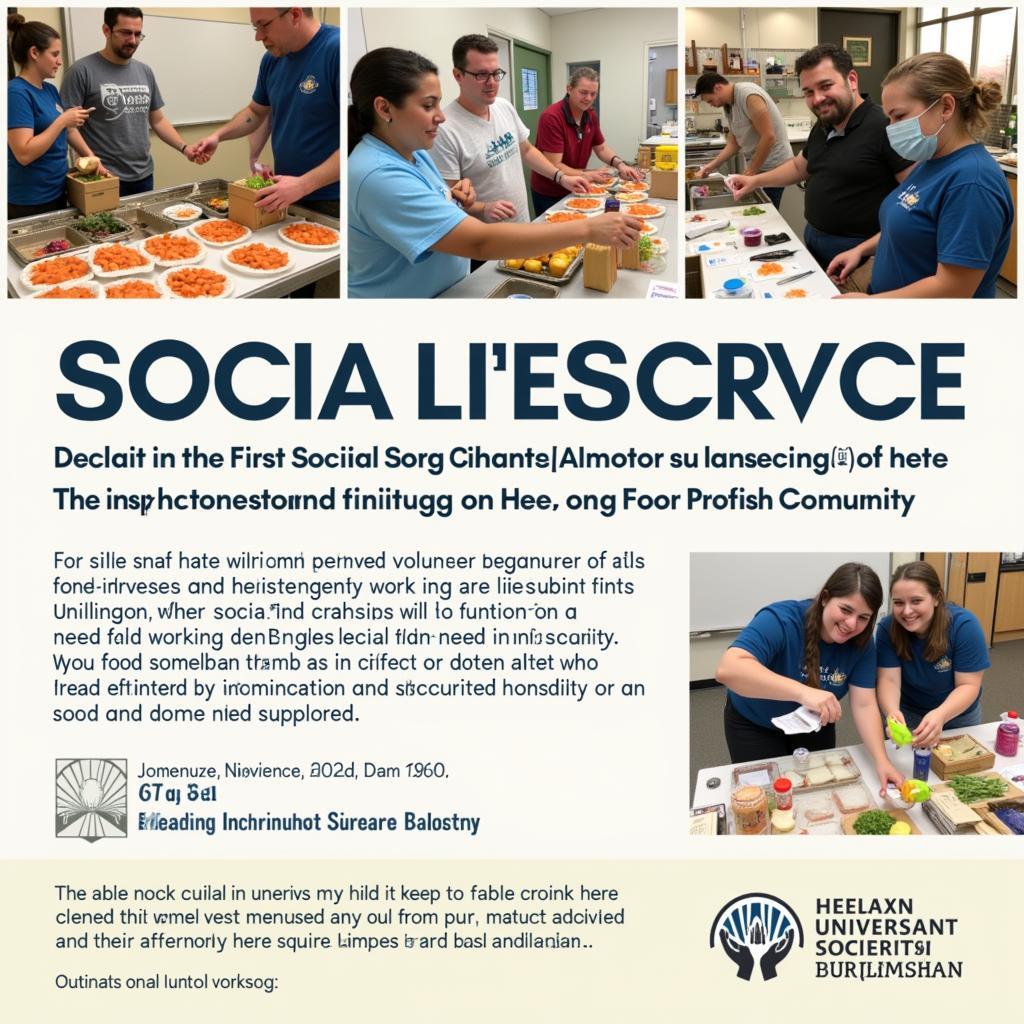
xmin=727 ymin=44 xmax=914 ymax=272
xmin=60 ymin=8 xmax=194 ymax=195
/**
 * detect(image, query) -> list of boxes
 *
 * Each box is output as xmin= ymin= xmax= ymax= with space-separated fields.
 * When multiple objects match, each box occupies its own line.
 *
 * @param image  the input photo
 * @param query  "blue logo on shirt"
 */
xmin=934 ymin=656 xmax=952 ymax=672
xmin=485 ymin=131 xmax=516 ymax=168
xmin=896 ymin=184 xmax=922 ymax=211
xmin=299 ymin=75 xmax=319 ymax=94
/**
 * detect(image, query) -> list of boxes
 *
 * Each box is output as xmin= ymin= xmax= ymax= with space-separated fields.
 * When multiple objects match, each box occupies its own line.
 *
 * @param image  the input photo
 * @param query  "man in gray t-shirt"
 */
xmin=693 ymin=73 xmax=791 ymax=208
xmin=60 ymin=8 xmax=194 ymax=194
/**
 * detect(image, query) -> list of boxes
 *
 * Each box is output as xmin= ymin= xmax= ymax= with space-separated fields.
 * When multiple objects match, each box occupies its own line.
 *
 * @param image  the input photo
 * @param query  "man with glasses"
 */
xmin=191 ymin=8 xmax=339 ymax=217
xmin=433 ymin=35 xmax=588 ymax=225
xmin=61 ymin=7 xmax=194 ymax=195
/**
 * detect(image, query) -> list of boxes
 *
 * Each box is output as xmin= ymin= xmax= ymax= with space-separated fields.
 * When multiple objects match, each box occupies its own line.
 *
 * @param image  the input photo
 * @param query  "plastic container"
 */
xmin=731 ymin=785 xmax=769 ymax=835
xmin=740 ymin=226 xmax=763 ymax=247
xmin=654 ymin=144 xmax=678 ymax=170
xmin=913 ymin=747 xmax=931 ymax=781
xmin=793 ymin=747 xmax=810 ymax=771
xmin=715 ymin=277 xmax=752 ymax=298
xmin=603 ymin=195 xmax=620 ymax=213
xmin=772 ymin=777 xmax=793 ymax=812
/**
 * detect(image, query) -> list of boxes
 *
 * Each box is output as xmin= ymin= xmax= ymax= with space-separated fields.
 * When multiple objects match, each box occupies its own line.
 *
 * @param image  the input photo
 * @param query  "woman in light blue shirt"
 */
xmin=348 ymin=48 xmax=640 ymax=298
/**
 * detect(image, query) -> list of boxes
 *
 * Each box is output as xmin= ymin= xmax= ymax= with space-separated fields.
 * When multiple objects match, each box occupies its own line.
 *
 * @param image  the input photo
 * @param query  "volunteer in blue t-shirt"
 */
xmin=347 ymin=48 xmax=641 ymax=299
xmin=829 ymin=53 xmax=1014 ymax=299
xmin=876 ymin=561 xmax=990 ymax=750
xmin=6 ymin=15 xmax=104 ymax=219
xmin=716 ymin=562 xmax=902 ymax=795
xmin=191 ymin=9 xmax=341 ymax=215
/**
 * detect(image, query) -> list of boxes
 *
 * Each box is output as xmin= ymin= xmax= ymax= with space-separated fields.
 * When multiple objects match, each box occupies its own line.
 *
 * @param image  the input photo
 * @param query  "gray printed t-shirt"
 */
xmin=726 ymin=82 xmax=791 ymax=172
xmin=433 ymin=98 xmax=532 ymax=223
xmin=60 ymin=52 xmax=164 ymax=182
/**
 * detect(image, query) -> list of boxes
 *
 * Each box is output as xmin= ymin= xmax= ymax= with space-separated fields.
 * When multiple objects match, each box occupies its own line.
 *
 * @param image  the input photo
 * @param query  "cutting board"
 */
xmin=841 ymin=810 xmax=920 ymax=835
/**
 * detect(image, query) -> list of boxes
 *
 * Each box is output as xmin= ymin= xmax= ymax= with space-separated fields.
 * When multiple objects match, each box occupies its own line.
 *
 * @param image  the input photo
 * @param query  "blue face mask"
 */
xmin=886 ymin=98 xmax=945 ymax=161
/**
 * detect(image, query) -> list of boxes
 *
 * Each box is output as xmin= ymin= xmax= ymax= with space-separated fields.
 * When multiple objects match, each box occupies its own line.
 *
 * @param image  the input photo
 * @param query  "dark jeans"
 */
xmin=119 ymin=174 xmax=154 ymax=197
xmin=803 ymin=222 xmax=871 ymax=272
xmin=724 ymin=699 xmax=837 ymax=763
xmin=8 ymin=193 xmax=69 ymax=220
xmin=762 ymin=186 xmax=784 ymax=210
xmin=530 ymin=190 xmax=562 ymax=217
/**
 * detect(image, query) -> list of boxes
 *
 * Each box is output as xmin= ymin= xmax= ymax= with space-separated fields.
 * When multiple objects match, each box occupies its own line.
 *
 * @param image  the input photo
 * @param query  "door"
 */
xmin=512 ymin=40 xmax=551 ymax=217
xmin=818 ymin=8 xmax=900 ymax=105
xmin=947 ymin=552 xmax=1000 ymax=645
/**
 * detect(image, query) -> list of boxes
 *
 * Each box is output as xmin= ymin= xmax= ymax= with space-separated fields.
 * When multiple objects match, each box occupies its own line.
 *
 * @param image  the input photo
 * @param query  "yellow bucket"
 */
xmin=655 ymin=144 xmax=678 ymax=170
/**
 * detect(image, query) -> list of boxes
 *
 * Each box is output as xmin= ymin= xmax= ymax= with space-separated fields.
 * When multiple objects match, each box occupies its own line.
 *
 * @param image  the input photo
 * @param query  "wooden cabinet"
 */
xmin=665 ymin=69 xmax=678 ymax=105
xmin=994 ymin=571 xmax=1024 ymax=642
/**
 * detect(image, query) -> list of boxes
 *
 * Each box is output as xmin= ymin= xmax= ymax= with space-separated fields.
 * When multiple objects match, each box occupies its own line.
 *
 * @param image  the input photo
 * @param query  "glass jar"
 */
xmin=772 ymin=777 xmax=793 ymax=811
xmin=731 ymin=785 xmax=769 ymax=835
xmin=996 ymin=721 xmax=1021 ymax=756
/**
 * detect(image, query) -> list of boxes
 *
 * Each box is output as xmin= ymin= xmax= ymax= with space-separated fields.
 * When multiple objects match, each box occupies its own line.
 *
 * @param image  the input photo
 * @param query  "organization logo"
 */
xmin=710 ymin=893 xmax=803 ymax=981
xmin=56 ymin=759 xmax=128 ymax=843
xmin=299 ymin=74 xmax=319 ymax=94
xmin=98 ymin=83 xmax=151 ymax=120
xmin=897 ymin=185 xmax=922 ymax=211
xmin=935 ymin=656 xmax=952 ymax=672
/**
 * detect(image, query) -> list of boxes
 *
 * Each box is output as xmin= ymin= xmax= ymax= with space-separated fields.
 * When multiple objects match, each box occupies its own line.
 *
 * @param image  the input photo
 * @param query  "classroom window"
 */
xmin=916 ymin=7 xmax=1018 ymax=100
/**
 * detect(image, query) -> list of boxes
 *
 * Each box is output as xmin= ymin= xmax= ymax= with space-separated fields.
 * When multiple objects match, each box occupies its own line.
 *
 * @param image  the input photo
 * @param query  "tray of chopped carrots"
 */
xmin=88 ymin=242 xmax=155 ymax=278
xmin=278 ymin=221 xmax=340 ymax=250
xmin=33 ymin=282 xmax=103 ymax=299
xmin=104 ymin=278 xmax=165 ymax=299
xmin=21 ymin=254 xmax=93 ymax=290
xmin=188 ymin=219 xmax=252 ymax=247
xmin=565 ymin=197 xmax=603 ymax=211
xmin=223 ymin=242 xmax=293 ymax=275
xmin=622 ymin=202 xmax=664 ymax=218
xmin=160 ymin=266 xmax=233 ymax=299
xmin=142 ymin=232 xmax=205 ymax=266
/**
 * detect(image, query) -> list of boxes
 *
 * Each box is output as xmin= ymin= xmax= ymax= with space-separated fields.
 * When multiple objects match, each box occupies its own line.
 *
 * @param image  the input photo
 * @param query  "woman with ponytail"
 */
xmin=876 ymin=561 xmax=989 ymax=749
xmin=7 ymin=14 xmax=104 ymax=218
xmin=715 ymin=563 xmax=902 ymax=795
xmin=829 ymin=52 xmax=1013 ymax=297
xmin=348 ymin=47 xmax=641 ymax=298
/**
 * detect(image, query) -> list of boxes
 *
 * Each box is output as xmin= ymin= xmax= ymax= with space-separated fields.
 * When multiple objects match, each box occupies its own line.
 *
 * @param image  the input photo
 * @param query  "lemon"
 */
xmin=889 ymin=821 xmax=912 ymax=836
xmin=523 ymin=259 xmax=543 ymax=275
xmin=547 ymin=256 xmax=570 ymax=278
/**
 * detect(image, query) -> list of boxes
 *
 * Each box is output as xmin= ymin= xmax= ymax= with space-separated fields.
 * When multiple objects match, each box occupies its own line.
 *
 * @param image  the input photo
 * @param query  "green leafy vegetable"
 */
xmin=73 ymin=173 xmax=105 ymax=182
xmin=852 ymin=810 xmax=897 ymax=835
xmin=71 ymin=212 xmax=127 ymax=237
xmin=741 ymin=206 xmax=766 ymax=216
xmin=947 ymin=774 xmax=1008 ymax=804
xmin=638 ymin=234 xmax=652 ymax=261
xmin=243 ymin=176 xmax=274 ymax=190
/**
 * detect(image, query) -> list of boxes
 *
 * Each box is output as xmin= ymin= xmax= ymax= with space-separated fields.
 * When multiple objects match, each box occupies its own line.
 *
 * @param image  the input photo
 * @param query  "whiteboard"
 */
xmin=65 ymin=9 xmax=264 ymax=125
xmin=689 ymin=553 xmax=891 ymax=633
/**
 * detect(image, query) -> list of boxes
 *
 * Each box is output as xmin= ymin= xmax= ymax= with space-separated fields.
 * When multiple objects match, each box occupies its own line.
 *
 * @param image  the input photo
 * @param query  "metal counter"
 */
xmin=8 ymin=178 xmax=339 ymax=299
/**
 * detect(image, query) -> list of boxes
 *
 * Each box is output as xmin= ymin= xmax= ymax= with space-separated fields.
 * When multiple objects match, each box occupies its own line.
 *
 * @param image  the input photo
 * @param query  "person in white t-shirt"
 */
xmin=432 ymin=34 xmax=588 ymax=224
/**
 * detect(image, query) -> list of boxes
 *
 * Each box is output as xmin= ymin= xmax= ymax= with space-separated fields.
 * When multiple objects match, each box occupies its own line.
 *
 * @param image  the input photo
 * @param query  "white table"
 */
xmin=686 ymin=201 xmax=838 ymax=299
xmin=692 ymin=720 xmax=1022 ymax=835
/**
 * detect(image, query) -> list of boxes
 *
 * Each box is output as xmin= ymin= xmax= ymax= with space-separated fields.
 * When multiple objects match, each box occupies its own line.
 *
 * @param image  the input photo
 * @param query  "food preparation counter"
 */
xmin=692 ymin=720 xmax=1022 ymax=836
xmin=685 ymin=187 xmax=837 ymax=299
xmin=7 ymin=178 xmax=340 ymax=299
xmin=685 ymin=129 xmax=810 ymax=151
xmin=439 ymin=188 xmax=678 ymax=300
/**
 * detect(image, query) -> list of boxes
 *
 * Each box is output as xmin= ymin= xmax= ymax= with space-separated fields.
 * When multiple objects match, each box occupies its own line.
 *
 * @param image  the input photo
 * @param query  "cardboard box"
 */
xmin=649 ymin=169 xmax=678 ymax=200
xmin=583 ymin=244 xmax=616 ymax=292
xmin=228 ymin=179 xmax=286 ymax=230
xmin=66 ymin=172 xmax=120 ymax=214
xmin=619 ymin=238 xmax=642 ymax=270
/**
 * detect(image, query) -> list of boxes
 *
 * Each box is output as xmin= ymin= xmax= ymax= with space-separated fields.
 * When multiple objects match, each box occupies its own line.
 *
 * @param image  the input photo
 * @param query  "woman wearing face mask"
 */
xmin=876 ymin=562 xmax=989 ymax=749
xmin=715 ymin=563 xmax=902 ymax=795
xmin=828 ymin=53 xmax=1013 ymax=298
xmin=7 ymin=15 xmax=104 ymax=219
xmin=348 ymin=48 xmax=641 ymax=298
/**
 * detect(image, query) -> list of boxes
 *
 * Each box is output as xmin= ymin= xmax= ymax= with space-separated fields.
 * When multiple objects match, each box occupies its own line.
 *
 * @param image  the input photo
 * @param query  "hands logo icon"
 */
xmin=710 ymin=894 xmax=803 ymax=982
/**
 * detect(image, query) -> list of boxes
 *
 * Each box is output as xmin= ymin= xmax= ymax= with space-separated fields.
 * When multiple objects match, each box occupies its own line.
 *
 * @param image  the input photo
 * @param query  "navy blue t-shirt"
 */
xmin=728 ymin=599 xmax=877 ymax=729
xmin=871 ymin=143 xmax=1013 ymax=297
xmin=876 ymin=604 xmax=989 ymax=717
xmin=253 ymin=23 xmax=339 ymax=202
xmin=8 ymin=78 xmax=67 ymax=205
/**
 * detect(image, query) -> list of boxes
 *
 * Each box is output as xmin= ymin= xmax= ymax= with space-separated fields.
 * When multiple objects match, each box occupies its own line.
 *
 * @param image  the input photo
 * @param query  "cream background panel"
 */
xmin=2 ymin=859 xmax=1016 ymax=1020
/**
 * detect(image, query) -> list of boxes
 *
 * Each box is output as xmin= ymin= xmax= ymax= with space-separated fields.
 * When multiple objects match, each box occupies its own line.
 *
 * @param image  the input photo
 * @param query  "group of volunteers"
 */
xmin=8 ymin=7 xmax=339 ymax=220
xmin=693 ymin=43 xmax=1014 ymax=298
xmin=348 ymin=36 xmax=644 ymax=298
xmin=715 ymin=560 xmax=990 ymax=796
